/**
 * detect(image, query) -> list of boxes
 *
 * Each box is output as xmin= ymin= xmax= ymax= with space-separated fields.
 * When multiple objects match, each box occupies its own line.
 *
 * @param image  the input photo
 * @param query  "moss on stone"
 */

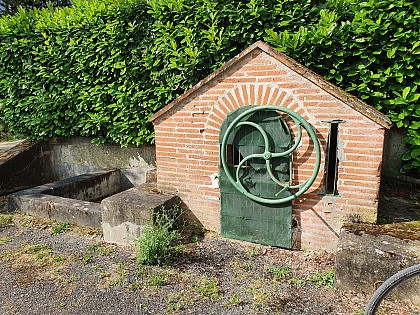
xmin=343 ymin=221 xmax=420 ymax=241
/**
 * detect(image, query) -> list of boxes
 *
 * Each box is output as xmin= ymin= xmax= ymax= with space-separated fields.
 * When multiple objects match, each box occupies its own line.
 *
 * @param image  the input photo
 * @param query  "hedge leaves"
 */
xmin=0 ymin=0 xmax=419 ymax=174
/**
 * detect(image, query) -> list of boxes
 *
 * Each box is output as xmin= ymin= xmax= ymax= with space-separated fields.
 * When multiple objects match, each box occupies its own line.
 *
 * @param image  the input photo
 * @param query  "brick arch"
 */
xmin=204 ymin=83 xmax=314 ymax=134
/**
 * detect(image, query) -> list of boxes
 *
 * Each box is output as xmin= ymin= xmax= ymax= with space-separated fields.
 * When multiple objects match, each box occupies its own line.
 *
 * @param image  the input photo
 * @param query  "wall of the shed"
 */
xmin=154 ymin=48 xmax=385 ymax=252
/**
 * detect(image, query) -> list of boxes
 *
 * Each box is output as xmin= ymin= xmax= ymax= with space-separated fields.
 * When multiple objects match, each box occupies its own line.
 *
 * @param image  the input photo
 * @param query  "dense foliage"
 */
xmin=0 ymin=0 xmax=419 ymax=174
xmin=0 ymin=0 xmax=71 ymax=16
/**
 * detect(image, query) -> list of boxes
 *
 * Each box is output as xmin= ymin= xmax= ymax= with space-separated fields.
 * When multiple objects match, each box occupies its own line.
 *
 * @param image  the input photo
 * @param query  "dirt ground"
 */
xmin=0 ymin=213 xmax=376 ymax=315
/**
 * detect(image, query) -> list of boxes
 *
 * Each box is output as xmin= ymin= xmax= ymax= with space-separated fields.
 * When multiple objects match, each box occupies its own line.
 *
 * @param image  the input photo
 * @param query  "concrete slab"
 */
xmin=101 ymin=184 xmax=179 ymax=246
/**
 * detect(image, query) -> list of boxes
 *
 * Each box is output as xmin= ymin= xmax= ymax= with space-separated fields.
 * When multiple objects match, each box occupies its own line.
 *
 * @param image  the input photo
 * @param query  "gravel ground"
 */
xmin=0 ymin=213 xmax=371 ymax=315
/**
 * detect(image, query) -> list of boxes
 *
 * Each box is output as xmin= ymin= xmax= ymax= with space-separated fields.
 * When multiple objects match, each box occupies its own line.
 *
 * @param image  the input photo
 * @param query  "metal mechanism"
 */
xmin=219 ymin=105 xmax=320 ymax=248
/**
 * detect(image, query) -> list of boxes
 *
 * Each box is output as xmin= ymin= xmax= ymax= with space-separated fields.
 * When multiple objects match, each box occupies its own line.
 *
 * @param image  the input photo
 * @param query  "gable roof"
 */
xmin=149 ymin=41 xmax=392 ymax=129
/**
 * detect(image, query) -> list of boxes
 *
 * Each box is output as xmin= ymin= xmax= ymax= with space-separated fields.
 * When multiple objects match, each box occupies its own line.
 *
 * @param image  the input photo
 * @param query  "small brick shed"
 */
xmin=149 ymin=41 xmax=392 ymax=252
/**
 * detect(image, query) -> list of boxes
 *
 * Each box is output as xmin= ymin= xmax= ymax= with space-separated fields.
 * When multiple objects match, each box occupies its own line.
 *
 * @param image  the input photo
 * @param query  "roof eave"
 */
xmin=149 ymin=41 xmax=392 ymax=129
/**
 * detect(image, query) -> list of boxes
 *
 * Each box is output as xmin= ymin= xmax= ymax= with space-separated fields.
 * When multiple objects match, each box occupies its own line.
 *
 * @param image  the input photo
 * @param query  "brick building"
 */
xmin=149 ymin=41 xmax=392 ymax=252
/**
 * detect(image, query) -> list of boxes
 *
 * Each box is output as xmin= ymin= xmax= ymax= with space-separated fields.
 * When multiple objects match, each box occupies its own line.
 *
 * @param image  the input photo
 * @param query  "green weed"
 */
xmin=108 ymin=262 xmax=127 ymax=287
xmin=135 ymin=209 xmax=181 ymax=266
xmin=192 ymin=277 xmax=220 ymax=300
xmin=0 ymin=214 xmax=13 ymax=226
xmin=289 ymin=277 xmax=306 ymax=287
xmin=0 ymin=236 xmax=13 ymax=244
xmin=310 ymin=271 xmax=335 ymax=289
xmin=191 ymin=235 xmax=201 ymax=243
xmin=247 ymin=246 xmax=260 ymax=257
xmin=267 ymin=265 xmax=291 ymax=280
xmin=80 ymin=255 xmax=93 ymax=265
xmin=226 ymin=293 xmax=242 ymax=307
xmin=86 ymin=243 xmax=114 ymax=256
xmin=51 ymin=222 xmax=71 ymax=235
xmin=149 ymin=273 xmax=167 ymax=287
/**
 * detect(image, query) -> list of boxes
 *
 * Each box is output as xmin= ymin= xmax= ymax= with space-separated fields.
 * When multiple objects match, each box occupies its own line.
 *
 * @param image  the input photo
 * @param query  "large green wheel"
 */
xmin=220 ymin=106 xmax=321 ymax=204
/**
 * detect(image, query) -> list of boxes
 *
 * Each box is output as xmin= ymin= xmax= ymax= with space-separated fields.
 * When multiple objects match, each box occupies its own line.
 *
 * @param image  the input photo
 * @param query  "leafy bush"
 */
xmin=135 ymin=210 xmax=180 ymax=266
xmin=0 ymin=0 xmax=418 ymax=174
xmin=310 ymin=271 xmax=335 ymax=289
xmin=0 ymin=0 xmax=72 ymax=16
xmin=265 ymin=0 xmax=420 ymax=175
xmin=0 ymin=0 xmax=154 ymax=145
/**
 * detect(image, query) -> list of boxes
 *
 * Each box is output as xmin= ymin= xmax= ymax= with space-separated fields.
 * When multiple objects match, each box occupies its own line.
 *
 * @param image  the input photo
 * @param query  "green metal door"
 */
xmin=219 ymin=106 xmax=321 ymax=248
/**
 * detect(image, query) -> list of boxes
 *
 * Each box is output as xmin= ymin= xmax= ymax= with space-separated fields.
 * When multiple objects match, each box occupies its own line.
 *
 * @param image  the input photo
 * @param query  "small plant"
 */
xmin=247 ymin=246 xmax=260 ymax=257
xmin=80 ymin=255 xmax=93 ymax=265
xmin=192 ymin=277 xmax=220 ymax=300
xmin=149 ymin=273 xmax=167 ymax=287
xmin=191 ymin=235 xmax=201 ymax=243
xmin=167 ymin=302 xmax=181 ymax=313
xmin=51 ymin=222 xmax=71 ymax=235
xmin=100 ymin=272 xmax=109 ymax=279
xmin=91 ymin=264 xmax=103 ymax=271
xmin=226 ymin=293 xmax=242 ymax=307
xmin=354 ymin=309 xmax=364 ymax=315
xmin=135 ymin=209 xmax=181 ymax=266
xmin=86 ymin=243 xmax=114 ymax=256
xmin=289 ymin=277 xmax=306 ymax=287
xmin=267 ymin=265 xmax=291 ymax=280
xmin=27 ymin=244 xmax=51 ymax=255
xmin=65 ymin=276 xmax=78 ymax=283
xmin=108 ymin=262 xmax=127 ymax=287
xmin=247 ymin=280 xmax=271 ymax=309
xmin=310 ymin=271 xmax=335 ymax=289
xmin=173 ymin=244 xmax=186 ymax=255
xmin=127 ymin=282 xmax=141 ymax=292
xmin=0 ymin=236 xmax=13 ymax=244
xmin=0 ymin=214 xmax=13 ymax=226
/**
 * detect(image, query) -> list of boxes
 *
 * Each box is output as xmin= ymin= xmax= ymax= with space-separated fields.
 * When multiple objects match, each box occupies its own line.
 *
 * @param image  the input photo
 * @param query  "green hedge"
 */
xmin=0 ymin=0 xmax=154 ymax=145
xmin=0 ymin=0 xmax=419 ymax=175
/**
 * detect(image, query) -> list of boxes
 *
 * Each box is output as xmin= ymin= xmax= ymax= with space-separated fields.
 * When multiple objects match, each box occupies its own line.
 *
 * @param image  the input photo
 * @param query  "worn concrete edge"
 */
xmin=8 ymin=193 xmax=102 ymax=228
xmin=342 ymin=222 xmax=420 ymax=241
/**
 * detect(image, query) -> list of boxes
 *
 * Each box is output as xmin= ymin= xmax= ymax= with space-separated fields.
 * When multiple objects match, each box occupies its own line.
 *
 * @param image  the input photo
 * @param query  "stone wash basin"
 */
xmin=8 ymin=169 xmax=178 ymax=246
xmin=8 ymin=170 xmax=122 ymax=229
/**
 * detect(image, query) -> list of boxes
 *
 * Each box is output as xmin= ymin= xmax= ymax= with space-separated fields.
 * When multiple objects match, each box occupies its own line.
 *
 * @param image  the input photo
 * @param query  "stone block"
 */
xmin=101 ymin=185 xmax=179 ymax=246
xmin=335 ymin=222 xmax=420 ymax=295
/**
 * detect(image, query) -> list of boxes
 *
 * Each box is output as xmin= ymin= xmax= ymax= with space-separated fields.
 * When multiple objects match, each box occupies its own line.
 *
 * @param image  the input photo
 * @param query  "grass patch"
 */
xmin=310 ymin=271 xmax=335 ymax=289
xmin=51 ymin=222 xmax=71 ymax=235
xmin=225 ymin=293 xmax=242 ymax=307
xmin=0 ymin=214 xmax=13 ymax=226
xmin=289 ymin=277 xmax=306 ymax=287
xmin=86 ymin=243 xmax=115 ymax=256
xmin=149 ymin=272 xmax=167 ymax=287
xmin=0 ymin=242 xmax=67 ymax=282
xmin=247 ymin=280 xmax=271 ymax=310
xmin=267 ymin=265 xmax=291 ymax=282
xmin=80 ymin=254 xmax=93 ymax=265
xmin=107 ymin=262 xmax=127 ymax=287
xmin=192 ymin=277 xmax=220 ymax=300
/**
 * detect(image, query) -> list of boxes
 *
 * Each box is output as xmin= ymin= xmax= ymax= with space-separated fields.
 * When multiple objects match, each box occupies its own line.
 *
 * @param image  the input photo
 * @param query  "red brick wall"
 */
xmin=154 ymin=48 xmax=385 ymax=252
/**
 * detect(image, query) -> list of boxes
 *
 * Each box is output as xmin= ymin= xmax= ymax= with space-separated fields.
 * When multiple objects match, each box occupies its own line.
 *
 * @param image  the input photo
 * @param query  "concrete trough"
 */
xmin=8 ymin=170 xmax=121 ymax=229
